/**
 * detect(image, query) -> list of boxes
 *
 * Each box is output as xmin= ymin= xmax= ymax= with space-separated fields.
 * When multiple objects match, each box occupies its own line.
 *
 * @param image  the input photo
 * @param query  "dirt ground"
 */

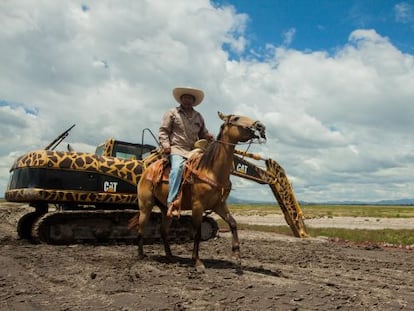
xmin=0 ymin=203 xmax=413 ymax=311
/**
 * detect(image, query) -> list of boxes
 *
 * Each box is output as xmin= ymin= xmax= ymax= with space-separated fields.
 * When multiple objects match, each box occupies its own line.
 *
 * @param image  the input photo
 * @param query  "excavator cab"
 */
xmin=95 ymin=139 xmax=156 ymax=160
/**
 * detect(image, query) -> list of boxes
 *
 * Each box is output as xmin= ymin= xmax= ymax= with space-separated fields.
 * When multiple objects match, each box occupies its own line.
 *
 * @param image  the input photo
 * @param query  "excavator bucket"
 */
xmin=232 ymin=150 xmax=309 ymax=238
xmin=265 ymin=159 xmax=308 ymax=238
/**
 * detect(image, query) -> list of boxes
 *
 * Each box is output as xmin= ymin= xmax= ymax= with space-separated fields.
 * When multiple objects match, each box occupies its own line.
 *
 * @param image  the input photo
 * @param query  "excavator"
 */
xmin=4 ymin=125 xmax=308 ymax=244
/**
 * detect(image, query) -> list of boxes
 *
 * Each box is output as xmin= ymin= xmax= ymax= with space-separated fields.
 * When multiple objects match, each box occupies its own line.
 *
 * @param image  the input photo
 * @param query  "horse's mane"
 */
xmin=198 ymin=124 xmax=224 ymax=170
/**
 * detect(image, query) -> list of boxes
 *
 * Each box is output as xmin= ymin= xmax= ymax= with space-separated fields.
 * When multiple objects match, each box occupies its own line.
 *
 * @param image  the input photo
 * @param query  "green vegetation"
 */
xmin=229 ymin=203 xmax=414 ymax=218
xmin=301 ymin=204 xmax=414 ymax=218
xmin=226 ymin=204 xmax=414 ymax=246
xmin=217 ymin=221 xmax=414 ymax=246
xmin=306 ymin=227 xmax=414 ymax=245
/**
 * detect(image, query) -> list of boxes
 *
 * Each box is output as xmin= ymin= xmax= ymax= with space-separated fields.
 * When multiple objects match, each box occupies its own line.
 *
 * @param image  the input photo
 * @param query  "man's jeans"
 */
xmin=167 ymin=154 xmax=186 ymax=205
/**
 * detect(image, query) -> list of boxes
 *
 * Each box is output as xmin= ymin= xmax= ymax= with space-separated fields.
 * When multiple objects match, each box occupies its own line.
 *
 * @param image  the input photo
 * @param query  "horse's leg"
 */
xmin=136 ymin=206 xmax=151 ymax=259
xmin=214 ymin=203 xmax=241 ymax=264
xmin=160 ymin=206 xmax=173 ymax=260
xmin=191 ymin=206 xmax=205 ymax=271
xmin=136 ymin=181 xmax=155 ymax=259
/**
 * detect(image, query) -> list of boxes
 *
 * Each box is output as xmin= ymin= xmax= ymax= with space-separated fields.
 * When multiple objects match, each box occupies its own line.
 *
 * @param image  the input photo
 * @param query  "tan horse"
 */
xmin=132 ymin=112 xmax=266 ymax=270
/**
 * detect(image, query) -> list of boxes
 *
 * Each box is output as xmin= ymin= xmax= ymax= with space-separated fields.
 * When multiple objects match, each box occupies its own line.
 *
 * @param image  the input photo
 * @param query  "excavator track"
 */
xmin=26 ymin=210 xmax=218 ymax=245
xmin=17 ymin=211 xmax=44 ymax=241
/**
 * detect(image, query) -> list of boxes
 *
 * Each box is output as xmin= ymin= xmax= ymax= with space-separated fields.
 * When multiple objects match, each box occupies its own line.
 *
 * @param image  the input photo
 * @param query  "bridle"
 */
xmin=184 ymin=114 xmax=266 ymax=199
xmin=215 ymin=115 xmax=266 ymax=146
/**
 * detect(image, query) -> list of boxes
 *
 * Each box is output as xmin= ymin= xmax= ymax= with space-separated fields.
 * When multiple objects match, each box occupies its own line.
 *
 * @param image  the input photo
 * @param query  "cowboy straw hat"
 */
xmin=173 ymin=87 xmax=204 ymax=106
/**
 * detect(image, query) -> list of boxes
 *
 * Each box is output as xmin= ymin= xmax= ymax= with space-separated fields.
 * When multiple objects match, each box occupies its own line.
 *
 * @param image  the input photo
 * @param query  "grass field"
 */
xmin=228 ymin=203 xmax=414 ymax=218
xmin=227 ymin=204 xmax=414 ymax=246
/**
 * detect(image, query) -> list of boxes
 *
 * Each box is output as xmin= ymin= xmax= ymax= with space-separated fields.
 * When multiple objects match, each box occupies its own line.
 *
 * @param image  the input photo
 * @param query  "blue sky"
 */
xmin=215 ymin=0 xmax=414 ymax=57
xmin=1 ymin=1 xmax=414 ymax=203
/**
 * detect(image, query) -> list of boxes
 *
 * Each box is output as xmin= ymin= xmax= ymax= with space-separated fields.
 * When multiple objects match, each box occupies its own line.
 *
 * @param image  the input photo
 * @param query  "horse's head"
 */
xmin=218 ymin=112 xmax=266 ymax=144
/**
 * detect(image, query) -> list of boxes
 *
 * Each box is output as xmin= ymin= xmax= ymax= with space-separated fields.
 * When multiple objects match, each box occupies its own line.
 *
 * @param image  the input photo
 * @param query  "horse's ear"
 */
xmin=218 ymin=111 xmax=227 ymax=121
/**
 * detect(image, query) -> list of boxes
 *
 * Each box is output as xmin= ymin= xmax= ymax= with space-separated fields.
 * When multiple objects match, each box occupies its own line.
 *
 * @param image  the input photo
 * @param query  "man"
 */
xmin=159 ymin=87 xmax=214 ymax=217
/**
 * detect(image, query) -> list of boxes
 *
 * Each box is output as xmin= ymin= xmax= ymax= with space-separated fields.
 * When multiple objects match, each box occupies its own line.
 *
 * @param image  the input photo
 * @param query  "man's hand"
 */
xmin=163 ymin=146 xmax=171 ymax=155
xmin=206 ymin=133 xmax=214 ymax=142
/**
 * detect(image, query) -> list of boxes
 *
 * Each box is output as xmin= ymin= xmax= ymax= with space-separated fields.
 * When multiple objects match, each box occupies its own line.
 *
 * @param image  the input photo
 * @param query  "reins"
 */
xmin=213 ymin=139 xmax=253 ymax=162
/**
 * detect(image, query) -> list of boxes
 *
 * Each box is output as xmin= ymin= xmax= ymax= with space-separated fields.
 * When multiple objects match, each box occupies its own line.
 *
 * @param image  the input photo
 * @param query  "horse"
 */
xmin=131 ymin=112 xmax=266 ymax=271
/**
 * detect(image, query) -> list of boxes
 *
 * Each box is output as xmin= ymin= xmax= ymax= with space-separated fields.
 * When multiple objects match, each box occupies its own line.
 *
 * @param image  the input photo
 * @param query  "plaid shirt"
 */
xmin=159 ymin=106 xmax=210 ymax=157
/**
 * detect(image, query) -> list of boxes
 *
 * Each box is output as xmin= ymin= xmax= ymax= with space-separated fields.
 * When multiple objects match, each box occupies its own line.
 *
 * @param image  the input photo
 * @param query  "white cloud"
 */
xmin=282 ymin=28 xmax=296 ymax=47
xmin=1 ymin=1 xmax=413 ymax=203
xmin=395 ymin=2 xmax=414 ymax=24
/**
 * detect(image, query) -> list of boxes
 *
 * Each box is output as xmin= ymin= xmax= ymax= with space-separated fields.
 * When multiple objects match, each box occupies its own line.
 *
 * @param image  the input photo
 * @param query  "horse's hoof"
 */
xmin=232 ymin=252 xmax=241 ymax=263
xmin=235 ymin=257 xmax=242 ymax=266
xmin=235 ymin=265 xmax=243 ymax=275
xmin=165 ymin=255 xmax=175 ymax=263
xmin=195 ymin=262 xmax=206 ymax=272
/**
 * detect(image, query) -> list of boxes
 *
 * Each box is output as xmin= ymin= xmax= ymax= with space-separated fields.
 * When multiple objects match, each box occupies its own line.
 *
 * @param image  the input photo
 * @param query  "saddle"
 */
xmin=144 ymin=141 xmax=208 ymax=216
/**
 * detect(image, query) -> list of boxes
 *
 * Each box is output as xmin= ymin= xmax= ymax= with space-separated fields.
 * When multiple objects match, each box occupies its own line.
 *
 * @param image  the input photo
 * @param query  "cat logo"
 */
xmin=104 ymin=181 xmax=118 ymax=192
xmin=236 ymin=163 xmax=248 ymax=174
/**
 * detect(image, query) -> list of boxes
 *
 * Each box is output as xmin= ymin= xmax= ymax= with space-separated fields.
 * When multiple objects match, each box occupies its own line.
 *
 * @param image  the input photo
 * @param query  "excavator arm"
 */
xmin=231 ymin=150 xmax=308 ymax=238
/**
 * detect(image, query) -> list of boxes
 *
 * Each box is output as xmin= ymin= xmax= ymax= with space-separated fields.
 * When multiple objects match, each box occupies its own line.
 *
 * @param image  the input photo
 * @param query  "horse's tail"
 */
xmin=128 ymin=213 xmax=140 ymax=230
